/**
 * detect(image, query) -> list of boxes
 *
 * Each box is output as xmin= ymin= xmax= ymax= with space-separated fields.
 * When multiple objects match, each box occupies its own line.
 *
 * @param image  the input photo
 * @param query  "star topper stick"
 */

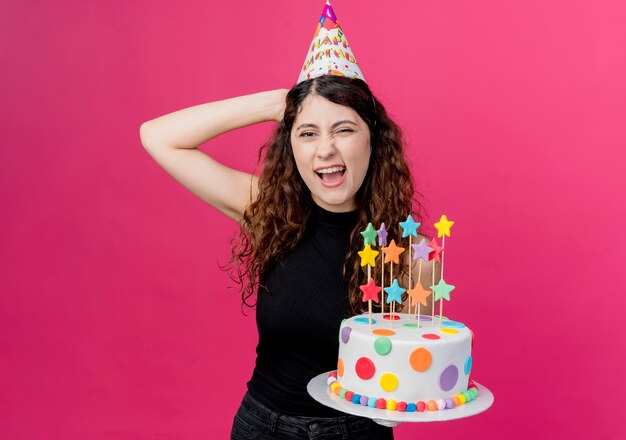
xmin=382 ymin=240 xmax=405 ymax=326
xmin=407 ymin=271 xmax=431 ymax=328
xmin=400 ymin=215 xmax=420 ymax=314
xmin=360 ymin=278 xmax=382 ymax=328
xmin=432 ymin=261 xmax=435 ymax=322
xmin=433 ymin=215 xmax=455 ymax=326
xmin=409 ymin=239 xmax=433 ymax=325
xmin=377 ymin=223 xmax=388 ymax=315
xmin=429 ymin=237 xmax=444 ymax=322
xmin=359 ymin=223 xmax=379 ymax=327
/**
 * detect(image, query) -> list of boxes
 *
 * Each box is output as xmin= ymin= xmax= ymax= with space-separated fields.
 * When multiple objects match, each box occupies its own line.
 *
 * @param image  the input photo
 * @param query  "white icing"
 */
xmin=337 ymin=313 xmax=472 ymax=402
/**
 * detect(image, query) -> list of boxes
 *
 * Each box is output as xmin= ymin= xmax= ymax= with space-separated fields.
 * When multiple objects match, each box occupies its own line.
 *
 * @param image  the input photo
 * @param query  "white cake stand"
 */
xmin=307 ymin=372 xmax=494 ymax=425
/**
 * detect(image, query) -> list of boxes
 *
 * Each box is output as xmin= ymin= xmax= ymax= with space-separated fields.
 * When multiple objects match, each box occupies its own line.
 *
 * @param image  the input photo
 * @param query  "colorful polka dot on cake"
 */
xmin=439 ymin=364 xmax=459 ymax=391
xmin=341 ymin=326 xmax=352 ymax=343
xmin=440 ymin=328 xmax=458 ymax=335
xmin=442 ymin=320 xmax=465 ymax=328
xmin=380 ymin=373 xmax=399 ymax=392
xmin=382 ymin=314 xmax=400 ymax=321
xmin=409 ymin=347 xmax=432 ymax=372
xmin=372 ymin=329 xmax=395 ymax=336
xmin=465 ymin=356 xmax=472 ymax=375
xmin=374 ymin=337 xmax=392 ymax=355
xmin=355 ymin=357 xmax=375 ymax=379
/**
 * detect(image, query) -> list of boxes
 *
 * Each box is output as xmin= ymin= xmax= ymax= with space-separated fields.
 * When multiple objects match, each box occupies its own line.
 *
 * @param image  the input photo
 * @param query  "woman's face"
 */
xmin=290 ymin=94 xmax=371 ymax=212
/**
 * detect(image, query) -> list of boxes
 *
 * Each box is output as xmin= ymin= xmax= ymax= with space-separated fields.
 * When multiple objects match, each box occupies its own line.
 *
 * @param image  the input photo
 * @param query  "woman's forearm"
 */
xmin=140 ymin=89 xmax=288 ymax=150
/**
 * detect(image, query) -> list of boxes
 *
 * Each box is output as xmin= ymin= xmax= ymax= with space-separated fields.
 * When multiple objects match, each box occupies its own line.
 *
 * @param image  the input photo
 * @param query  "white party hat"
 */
xmin=296 ymin=0 xmax=365 ymax=84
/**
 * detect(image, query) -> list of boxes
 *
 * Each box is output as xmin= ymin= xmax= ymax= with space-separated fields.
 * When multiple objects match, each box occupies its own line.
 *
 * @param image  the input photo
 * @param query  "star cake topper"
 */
xmin=431 ymin=279 xmax=456 ymax=301
xmin=399 ymin=214 xmax=420 ymax=238
xmin=429 ymin=238 xmax=444 ymax=262
xmin=382 ymin=240 xmax=405 ymax=264
xmin=412 ymin=239 xmax=433 ymax=261
xmin=377 ymin=223 xmax=388 ymax=247
xmin=384 ymin=279 xmax=406 ymax=304
xmin=407 ymin=283 xmax=432 ymax=307
xmin=358 ymin=244 xmax=379 ymax=267
xmin=360 ymin=278 xmax=382 ymax=303
xmin=434 ymin=215 xmax=455 ymax=238
xmin=360 ymin=222 xmax=377 ymax=246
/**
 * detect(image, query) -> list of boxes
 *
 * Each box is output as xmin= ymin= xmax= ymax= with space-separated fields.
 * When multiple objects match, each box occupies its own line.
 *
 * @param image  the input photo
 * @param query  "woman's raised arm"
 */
xmin=139 ymin=89 xmax=289 ymax=221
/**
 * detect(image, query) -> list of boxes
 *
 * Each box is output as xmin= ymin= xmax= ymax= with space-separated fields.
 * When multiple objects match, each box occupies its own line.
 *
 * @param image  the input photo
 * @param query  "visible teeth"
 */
xmin=317 ymin=166 xmax=346 ymax=174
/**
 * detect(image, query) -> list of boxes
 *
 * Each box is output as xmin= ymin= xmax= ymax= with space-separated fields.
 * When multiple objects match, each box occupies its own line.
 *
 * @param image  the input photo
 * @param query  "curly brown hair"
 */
xmin=226 ymin=76 xmax=424 ymax=314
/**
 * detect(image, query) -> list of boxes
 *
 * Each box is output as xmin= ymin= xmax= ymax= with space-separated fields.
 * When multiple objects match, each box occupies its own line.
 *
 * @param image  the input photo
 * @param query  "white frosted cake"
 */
xmin=328 ymin=312 xmax=477 ymax=412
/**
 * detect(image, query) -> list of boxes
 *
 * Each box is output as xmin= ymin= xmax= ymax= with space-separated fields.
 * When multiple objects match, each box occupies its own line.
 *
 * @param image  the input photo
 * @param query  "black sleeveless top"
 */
xmin=246 ymin=204 xmax=359 ymax=416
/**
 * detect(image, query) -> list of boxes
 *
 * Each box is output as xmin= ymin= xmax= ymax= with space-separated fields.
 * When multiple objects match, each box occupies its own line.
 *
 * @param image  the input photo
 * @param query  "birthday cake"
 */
xmin=327 ymin=215 xmax=479 ymax=413
xmin=329 ymin=313 xmax=476 ymax=412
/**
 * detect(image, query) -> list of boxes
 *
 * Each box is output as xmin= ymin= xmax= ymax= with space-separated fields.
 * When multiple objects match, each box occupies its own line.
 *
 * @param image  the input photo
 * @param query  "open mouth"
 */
xmin=315 ymin=166 xmax=346 ymax=185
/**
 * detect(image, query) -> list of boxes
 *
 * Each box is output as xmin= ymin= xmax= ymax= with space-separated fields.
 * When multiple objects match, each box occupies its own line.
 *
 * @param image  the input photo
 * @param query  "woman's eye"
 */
xmin=299 ymin=129 xmax=352 ymax=137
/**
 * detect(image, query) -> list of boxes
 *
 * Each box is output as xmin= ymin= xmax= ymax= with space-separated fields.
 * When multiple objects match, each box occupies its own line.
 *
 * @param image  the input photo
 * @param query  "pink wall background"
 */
xmin=2 ymin=0 xmax=625 ymax=438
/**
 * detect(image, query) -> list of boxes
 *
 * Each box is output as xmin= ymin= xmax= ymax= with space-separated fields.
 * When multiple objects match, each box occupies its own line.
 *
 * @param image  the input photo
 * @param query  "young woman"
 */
xmin=140 ymin=75 xmax=435 ymax=439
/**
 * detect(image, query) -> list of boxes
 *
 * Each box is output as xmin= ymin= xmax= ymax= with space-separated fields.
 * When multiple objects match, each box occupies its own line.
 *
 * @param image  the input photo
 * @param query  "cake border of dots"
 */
xmin=326 ymin=371 xmax=479 ymax=412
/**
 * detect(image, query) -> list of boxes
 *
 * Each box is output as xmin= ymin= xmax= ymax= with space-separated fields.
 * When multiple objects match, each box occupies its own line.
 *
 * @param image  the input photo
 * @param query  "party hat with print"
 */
xmin=296 ymin=0 xmax=366 ymax=84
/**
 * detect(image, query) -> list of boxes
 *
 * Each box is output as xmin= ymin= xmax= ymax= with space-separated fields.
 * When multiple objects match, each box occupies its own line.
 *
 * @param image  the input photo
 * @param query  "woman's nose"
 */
xmin=316 ymin=137 xmax=336 ymax=158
